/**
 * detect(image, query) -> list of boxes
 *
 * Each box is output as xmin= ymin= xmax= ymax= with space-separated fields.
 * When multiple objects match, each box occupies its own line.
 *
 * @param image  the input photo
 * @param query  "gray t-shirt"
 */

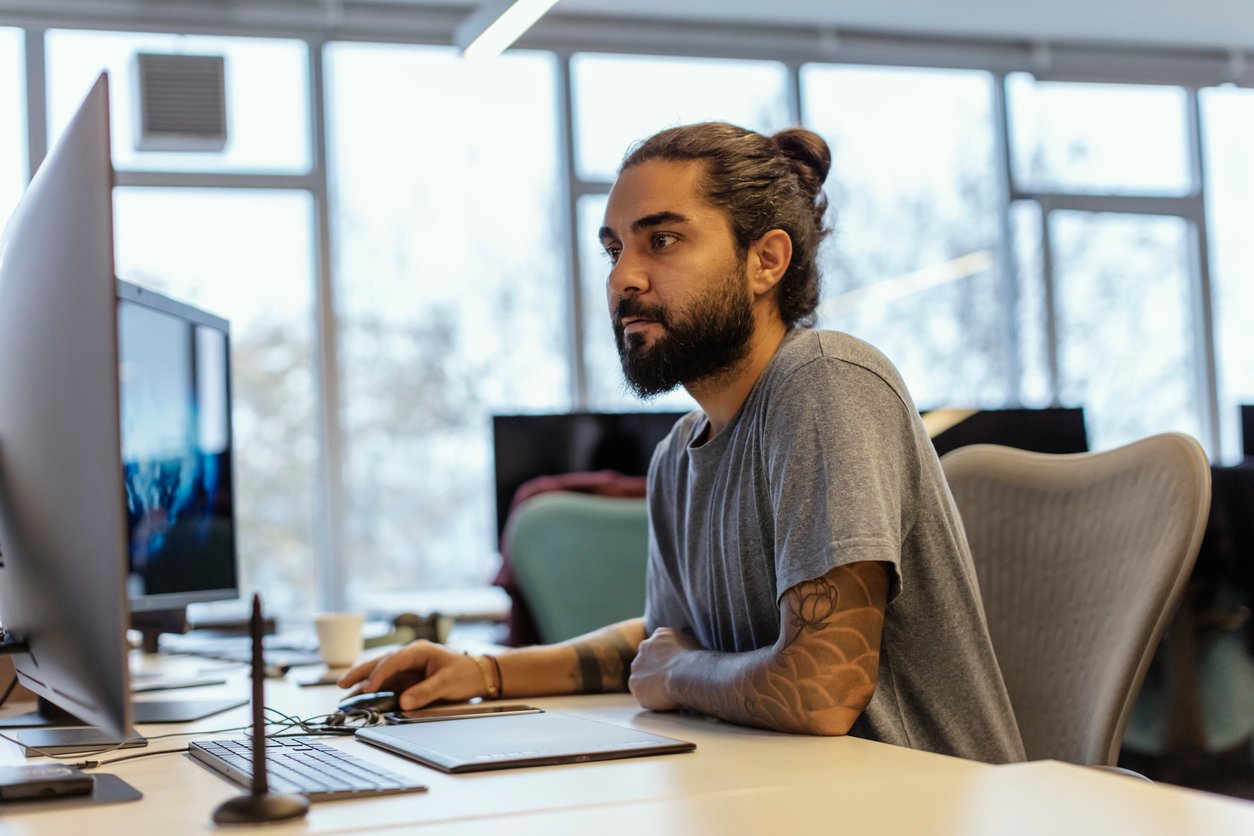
xmin=644 ymin=329 xmax=1025 ymax=764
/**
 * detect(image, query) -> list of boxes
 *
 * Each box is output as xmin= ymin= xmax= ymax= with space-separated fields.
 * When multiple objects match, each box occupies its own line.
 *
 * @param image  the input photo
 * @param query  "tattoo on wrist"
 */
xmin=571 ymin=631 xmax=635 ymax=693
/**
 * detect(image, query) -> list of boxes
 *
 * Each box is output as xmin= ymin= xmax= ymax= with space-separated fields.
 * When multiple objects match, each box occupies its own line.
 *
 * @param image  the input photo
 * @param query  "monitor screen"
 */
xmin=118 ymin=282 xmax=238 ymax=611
xmin=491 ymin=411 xmax=688 ymax=538
xmin=926 ymin=407 xmax=1088 ymax=458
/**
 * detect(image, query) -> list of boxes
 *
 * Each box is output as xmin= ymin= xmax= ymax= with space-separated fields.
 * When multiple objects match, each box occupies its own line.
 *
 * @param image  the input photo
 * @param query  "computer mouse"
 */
xmin=337 ymin=691 xmax=400 ymax=715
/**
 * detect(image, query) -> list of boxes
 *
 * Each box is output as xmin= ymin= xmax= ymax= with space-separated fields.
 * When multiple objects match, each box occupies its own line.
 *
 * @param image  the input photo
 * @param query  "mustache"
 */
xmin=613 ymin=297 xmax=669 ymax=328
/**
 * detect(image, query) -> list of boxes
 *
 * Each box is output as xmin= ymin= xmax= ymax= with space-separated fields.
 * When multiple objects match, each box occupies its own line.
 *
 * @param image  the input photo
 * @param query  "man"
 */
xmin=341 ymin=122 xmax=1025 ymax=763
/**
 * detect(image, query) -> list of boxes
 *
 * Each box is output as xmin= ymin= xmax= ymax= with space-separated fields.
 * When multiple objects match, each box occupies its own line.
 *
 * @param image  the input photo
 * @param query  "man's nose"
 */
xmin=607 ymin=251 xmax=648 ymax=299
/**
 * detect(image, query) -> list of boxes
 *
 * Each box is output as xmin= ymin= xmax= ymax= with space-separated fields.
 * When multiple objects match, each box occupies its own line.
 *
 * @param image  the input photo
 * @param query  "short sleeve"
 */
xmin=642 ymin=417 xmax=696 ymax=635
xmin=643 ymin=536 xmax=689 ymax=634
xmin=765 ymin=358 xmax=919 ymax=604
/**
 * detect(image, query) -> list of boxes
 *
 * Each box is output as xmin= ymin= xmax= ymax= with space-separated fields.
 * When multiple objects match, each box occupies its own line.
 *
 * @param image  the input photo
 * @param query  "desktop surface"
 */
xmin=1 ymin=656 xmax=1252 ymax=835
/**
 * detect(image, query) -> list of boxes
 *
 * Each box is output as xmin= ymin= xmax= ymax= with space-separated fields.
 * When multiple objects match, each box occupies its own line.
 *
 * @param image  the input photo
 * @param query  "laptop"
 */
xmin=355 ymin=709 xmax=695 ymax=773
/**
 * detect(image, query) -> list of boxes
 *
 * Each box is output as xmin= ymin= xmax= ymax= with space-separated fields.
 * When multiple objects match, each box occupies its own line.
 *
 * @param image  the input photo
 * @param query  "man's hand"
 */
xmin=336 ymin=641 xmax=487 ymax=710
xmin=629 ymin=627 xmax=701 ymax=711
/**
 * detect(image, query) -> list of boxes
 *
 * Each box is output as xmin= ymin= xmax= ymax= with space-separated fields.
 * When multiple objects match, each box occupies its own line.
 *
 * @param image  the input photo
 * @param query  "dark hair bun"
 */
xmin=772 ymin=128 xmax=831 ymax=194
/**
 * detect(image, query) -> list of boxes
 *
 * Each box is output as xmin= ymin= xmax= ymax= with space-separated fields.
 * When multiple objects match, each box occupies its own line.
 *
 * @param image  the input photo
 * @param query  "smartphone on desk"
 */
xmin=384 ymin=704 xmax=542 ymax=724
xmin=0 ymin=765 xmax=93 ymax=802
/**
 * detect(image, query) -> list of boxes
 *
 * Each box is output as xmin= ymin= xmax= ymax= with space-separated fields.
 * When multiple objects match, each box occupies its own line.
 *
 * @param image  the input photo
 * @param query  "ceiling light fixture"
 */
xmin=456 ymin=0 xmax=561 ymax=60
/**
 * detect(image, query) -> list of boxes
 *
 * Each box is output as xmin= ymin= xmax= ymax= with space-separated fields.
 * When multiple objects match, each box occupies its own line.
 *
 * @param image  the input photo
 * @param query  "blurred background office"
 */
xmin=0 ymin=0 xmax=1251 ymax=793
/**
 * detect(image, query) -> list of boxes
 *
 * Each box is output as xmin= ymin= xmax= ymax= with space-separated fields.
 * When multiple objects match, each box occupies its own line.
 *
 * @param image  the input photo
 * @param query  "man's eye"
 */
xmin=603 ymin=246 xmax=621 ymax=264
xmin=652 ymin=233 xmax=678 ymax=250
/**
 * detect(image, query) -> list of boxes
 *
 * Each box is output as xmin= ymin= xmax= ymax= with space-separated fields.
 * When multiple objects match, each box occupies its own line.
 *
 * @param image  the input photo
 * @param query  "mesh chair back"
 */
xmin=504 ymin=491 xmax=649 ymax=644
xmin=941 ymin=433 xmax=1211 ymax=765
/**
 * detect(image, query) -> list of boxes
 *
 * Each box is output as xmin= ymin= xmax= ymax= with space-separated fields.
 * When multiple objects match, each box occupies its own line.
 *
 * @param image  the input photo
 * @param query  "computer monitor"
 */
xmin=0 ymin=74 xmax=242 ymax=746
xmin=119 ymin=281 xmax=239 ymax=615
xmin=0 ymin=74 xmax=131 ymax=738
xmin=491 ymin=411 xmax=688 ymax=538
xmin=926 ymin=407 xmax=1088 ymax=458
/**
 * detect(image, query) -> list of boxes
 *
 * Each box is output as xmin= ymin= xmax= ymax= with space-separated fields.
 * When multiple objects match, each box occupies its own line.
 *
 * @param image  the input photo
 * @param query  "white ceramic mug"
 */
xmin=313 ymin=612 xmax=365 ymax=668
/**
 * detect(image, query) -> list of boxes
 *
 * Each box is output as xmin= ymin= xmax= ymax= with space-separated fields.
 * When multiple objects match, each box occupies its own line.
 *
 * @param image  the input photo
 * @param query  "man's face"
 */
xmin=598 ymin=160 xmax=755 ymax=398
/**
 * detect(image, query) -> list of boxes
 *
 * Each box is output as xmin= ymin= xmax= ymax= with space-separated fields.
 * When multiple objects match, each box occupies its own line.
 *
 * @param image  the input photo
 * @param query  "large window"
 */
xmin=1202 ymin=86 xmax=1254 ymax=463
xmin=1007 ymin=75 xmax=1191 ymax=195
xmin=571 ymin=53 xmax=791 ymax=183
xmin=1009 ymin=201 xmax=1053 ymax=407
xmin=45 ymin=29 xmax=320 ymax=615
xmin=46 ymin=30 xmax=310 ymax=173
xmin=803 ymin=65 xmax=1007 ymax=409
xmin=1050 ymin=212 xmax=1200 ymax=450
xmin=9 ymin=19 xmax=1252 ymax=616
xmin=0 ymin=28 xmax=24 ymax=231
xmin=1006 ymin=75 xmax=1207 ymax=452
xmin=113 ymin=189 xmax=319 ymax=615
xmin=326 ymin=43 xmax=569 ymax=604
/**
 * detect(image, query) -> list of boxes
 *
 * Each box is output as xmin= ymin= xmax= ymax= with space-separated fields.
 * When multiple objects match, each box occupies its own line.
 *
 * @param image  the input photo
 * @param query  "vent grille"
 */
xmin=133 ymin=52 xmax=228 ymax=152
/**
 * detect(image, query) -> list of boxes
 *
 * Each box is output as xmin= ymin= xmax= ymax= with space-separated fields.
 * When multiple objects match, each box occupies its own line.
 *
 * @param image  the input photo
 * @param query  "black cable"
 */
xmin=77 ymin=710 xmax=362 ymax=768
xmin=72 ymin=745 xmax=192 ymax=769
xmin=0 ymin=704 xmax=363 ymax=767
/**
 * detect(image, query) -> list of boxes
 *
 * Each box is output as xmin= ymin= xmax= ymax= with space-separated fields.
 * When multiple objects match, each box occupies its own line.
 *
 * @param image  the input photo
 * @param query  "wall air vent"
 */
xmin=133 ymin=52 xmax=228 ymax=152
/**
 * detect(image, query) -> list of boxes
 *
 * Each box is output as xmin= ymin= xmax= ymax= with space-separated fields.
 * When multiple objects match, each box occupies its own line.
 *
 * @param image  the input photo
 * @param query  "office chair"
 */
xmin=940 ymin=433 xmax=1211 ymax=766
xmin=503 ymin=491 xmax=649 ymax=644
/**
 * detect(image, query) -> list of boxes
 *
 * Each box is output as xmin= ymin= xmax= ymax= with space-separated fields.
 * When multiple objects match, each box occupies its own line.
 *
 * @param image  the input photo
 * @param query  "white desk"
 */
xmin=1 ymin=659 xmax=1252 ymax=835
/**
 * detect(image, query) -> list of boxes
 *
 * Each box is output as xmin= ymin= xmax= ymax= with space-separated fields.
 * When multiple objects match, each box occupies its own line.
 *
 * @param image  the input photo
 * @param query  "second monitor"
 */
xmin=119 ymin=281 xmax=239 ymax=623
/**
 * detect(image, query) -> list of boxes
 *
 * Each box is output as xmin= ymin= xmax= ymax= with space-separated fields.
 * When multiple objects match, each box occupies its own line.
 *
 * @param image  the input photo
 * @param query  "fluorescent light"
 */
xmin=820 ymin=250 xmax=994 ymax=318
xmin=456 ymin=0 xmax=561 ymax=60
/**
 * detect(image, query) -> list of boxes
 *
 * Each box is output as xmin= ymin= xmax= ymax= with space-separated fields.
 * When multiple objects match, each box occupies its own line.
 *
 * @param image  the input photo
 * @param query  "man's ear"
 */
xmin=748 ymin=229 xmax=792 ymax=297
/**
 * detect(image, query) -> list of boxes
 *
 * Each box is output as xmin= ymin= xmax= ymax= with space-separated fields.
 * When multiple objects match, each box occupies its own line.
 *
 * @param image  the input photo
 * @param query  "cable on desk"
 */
xmin=0 ymin=704 xmax=366 ymax=768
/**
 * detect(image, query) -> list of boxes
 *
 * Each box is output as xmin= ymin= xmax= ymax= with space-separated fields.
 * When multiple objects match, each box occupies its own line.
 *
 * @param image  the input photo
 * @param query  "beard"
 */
xmin=612 ymin=265 xmax=755 ymax=399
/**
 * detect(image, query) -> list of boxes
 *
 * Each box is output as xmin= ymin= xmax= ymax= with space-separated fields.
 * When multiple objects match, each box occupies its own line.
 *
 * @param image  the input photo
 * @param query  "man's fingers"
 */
xmin=336 ymin=641 xmax=433 ymax=691
xmin=398 ymin=670 xmax=453 ymax=711
xmin=337 ymin=652 xmax=392 ymax=688
xmin=361 ymin=643 xmax=435 ymax=692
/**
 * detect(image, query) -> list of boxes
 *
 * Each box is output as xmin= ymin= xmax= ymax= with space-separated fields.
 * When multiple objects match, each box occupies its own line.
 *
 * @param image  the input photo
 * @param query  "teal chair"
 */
xmin=504 ymin=491 xmax=649 ymax=644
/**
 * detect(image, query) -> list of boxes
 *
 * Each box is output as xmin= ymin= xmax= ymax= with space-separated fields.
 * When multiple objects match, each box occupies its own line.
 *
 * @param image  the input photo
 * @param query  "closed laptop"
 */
xmin=355 ymin=710 xmax=695 ymax=773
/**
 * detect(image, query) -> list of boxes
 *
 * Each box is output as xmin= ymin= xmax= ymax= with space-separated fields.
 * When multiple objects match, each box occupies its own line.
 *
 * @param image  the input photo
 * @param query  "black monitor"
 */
xmin=927 ymin=407 xmax=1088 ymax=458
xmin=119 ymin=281 xmax=239 ymax=615
xmin=0 ymin=74 xmax=241 ymax=749
xmin=0 ymin=74 xmax=131 ymax=739
xmin=491 ymin=411 xmax=688 ymax=538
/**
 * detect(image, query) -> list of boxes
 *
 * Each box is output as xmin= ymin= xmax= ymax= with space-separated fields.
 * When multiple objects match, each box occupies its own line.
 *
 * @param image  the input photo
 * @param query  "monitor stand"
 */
xmin=0 ymin=694 xmax=246 ymax=729
xmin=12 ymin=726 xmax=149 ymax=756
xmin=130 ymin=606 xmax=189 ymax=654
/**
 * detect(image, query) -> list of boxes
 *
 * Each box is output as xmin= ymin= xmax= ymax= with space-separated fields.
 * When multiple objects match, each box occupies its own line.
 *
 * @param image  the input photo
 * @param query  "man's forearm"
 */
xmin=496 ymin=617 xmax=646 ymax=698
xmin=663 ymin=564 xmax=886 ymax=735
xmin=665 ymin=642 xmax=867 ymax=735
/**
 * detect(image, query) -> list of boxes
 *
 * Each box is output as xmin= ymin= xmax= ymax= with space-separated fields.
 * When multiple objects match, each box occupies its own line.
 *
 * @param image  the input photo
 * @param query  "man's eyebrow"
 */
xmin=631 ymin=211 xmax=690 ymax=232
xmin=599 ymin=210 xmax=692 ymax=243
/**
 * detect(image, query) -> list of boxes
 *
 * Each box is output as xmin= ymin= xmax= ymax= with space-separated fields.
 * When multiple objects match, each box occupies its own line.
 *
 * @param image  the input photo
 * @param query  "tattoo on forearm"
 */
xmin=572 ymin=630 xmax=635 ymax=693
xmin=672 ymin=562 xmax=887 ymax=735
